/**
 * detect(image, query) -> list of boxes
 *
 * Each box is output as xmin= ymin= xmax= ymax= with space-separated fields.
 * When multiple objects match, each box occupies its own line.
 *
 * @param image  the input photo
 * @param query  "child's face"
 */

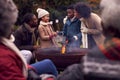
xmin=41 ymin=14 xmax=50 ymax=22
xmin=67 ymin=9 xmax=74 ymax=19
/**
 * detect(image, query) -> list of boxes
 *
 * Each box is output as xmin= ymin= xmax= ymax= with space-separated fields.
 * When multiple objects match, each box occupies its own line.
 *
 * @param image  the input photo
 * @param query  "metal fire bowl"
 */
xmin=35 ymin=47 xmax=88 ymax=70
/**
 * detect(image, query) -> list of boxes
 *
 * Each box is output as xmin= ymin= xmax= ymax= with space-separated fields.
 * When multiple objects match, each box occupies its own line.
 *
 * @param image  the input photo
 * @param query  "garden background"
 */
xmin=13 ymin=0 xmax=101 ymax=30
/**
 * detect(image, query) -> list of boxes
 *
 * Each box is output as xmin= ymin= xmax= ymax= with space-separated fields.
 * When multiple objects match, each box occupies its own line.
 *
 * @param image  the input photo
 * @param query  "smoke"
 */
xmin=100 ymin=0 xmax=120 ymax=30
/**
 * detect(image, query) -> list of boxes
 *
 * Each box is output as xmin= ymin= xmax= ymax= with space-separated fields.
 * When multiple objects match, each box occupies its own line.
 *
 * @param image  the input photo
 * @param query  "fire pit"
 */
xmin=35 ymin=47 xmax=89 ymax=70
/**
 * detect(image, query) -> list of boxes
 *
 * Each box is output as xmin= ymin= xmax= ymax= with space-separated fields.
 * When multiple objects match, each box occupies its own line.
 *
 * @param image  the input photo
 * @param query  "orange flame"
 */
xmin=61 ymin=45 xmax=66 ymax=54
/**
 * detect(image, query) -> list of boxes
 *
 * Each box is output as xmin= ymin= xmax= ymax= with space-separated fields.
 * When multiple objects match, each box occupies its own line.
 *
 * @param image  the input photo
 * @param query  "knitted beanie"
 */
xmin=36 ymin=8 xmax=49 ymax=19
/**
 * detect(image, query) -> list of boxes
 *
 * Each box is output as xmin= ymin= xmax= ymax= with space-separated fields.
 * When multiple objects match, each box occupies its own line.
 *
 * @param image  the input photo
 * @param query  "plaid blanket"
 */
xmin=99 ymin=38 xmax=120 ymax=60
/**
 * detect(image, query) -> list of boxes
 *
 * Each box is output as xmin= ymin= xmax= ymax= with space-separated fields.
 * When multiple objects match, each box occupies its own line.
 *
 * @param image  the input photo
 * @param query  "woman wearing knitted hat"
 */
xmin=37 ymin=8 xmax=58 ymax=48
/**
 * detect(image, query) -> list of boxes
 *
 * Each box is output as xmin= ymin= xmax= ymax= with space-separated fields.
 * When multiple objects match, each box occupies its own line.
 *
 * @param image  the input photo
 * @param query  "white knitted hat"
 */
xmin=36 ymin=8 xmax=49 ymax=19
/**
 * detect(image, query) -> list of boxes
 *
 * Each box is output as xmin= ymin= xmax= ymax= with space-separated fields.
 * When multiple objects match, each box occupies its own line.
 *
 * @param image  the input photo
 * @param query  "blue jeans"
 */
xmin=31 ymin=59 xmax=58 ymax=76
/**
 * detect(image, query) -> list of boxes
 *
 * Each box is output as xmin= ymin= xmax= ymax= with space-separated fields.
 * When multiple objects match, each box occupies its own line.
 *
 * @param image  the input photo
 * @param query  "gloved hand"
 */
xmin=73 ymin=36 xmax=78 ymax=41
xmin=81 ymin=27 xmax=88 ymax=33
xmin=71 ymin=36 xmax=78 ymax=42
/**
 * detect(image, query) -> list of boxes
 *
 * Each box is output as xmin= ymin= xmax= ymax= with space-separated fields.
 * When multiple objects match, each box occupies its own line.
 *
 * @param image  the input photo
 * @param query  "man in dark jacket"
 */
xmin=14 ymin=13 xmax=40 ymax=63
xmin=14 ymin=13 xmax=39 ymax=51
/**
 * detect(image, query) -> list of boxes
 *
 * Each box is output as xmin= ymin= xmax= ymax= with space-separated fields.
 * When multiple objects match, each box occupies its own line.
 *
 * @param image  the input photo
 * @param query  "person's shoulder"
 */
xmin=14 ymin=25 xmax=24 ymax=36
xmin=15 ymin=25 xmax=24 ymax=32
xmin=38 ymin=24 xmax=44 ymax=29
xmin=74 ymin=18 xmax=81 ymax=24
xmin=91 ymin=13 xmax=99 ymax=16
xmin=76 ymin=18 xmax=81 ymax=22
xmin=91 ymin=13 xmax=101 ymax=23
xmin=65 ymin=19 xmax=70 ymax=23
xmin=91 ymin=13 xmax=101 ymax=20
xmin=0 ymin=44 xmax=16 ymax=57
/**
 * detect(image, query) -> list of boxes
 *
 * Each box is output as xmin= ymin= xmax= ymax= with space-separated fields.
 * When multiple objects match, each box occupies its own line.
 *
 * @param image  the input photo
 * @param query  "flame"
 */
xmin=61 ymin=40 xmax=68 ymax=54
xmin=61 ymin=45 xmax=66 ymax=54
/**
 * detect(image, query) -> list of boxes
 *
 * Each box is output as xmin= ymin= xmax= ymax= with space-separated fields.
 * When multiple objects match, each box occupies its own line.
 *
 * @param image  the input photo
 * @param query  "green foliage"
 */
xmin=13 ymin=0 xmax=100 ymax=30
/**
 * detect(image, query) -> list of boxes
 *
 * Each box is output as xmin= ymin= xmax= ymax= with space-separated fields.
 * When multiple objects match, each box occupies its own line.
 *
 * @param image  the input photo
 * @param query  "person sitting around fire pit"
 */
xmin=37 ymin=8 xmax=59 ymax=48
xmin=14 ymin=13 xmax=40 ymax=64
xmin=62 ymin=5 xmax=82 ymax=48
xmin=14 ymin=13 xmax=40 ymax=51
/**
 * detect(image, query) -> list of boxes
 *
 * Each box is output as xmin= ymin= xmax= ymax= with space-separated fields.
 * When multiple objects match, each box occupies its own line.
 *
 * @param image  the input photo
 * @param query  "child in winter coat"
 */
xmin=63 ymin=5 xmax=82 ymax=48
xmin=37 ymin=8 xmax=58 ymax=48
